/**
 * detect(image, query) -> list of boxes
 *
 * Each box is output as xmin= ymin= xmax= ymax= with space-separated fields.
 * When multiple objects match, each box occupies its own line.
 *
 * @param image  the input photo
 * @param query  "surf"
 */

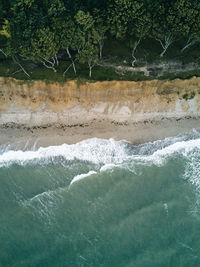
xmin=0 ymin=129 xmax=199 ymax=169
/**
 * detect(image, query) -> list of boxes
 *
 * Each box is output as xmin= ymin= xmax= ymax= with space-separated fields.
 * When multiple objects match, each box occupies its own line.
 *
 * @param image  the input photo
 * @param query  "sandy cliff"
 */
xmin=0 ymin=77 xmax=200 ymax=126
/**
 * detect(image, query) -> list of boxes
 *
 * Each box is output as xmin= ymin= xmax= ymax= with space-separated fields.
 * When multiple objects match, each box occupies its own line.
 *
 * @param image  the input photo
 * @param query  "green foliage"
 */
xmin=0 ymin=0 xmax=200 ymax=80
xmin=0 ymin=58 xmax=151 ymax=82
xmin=30 ymin=27 xmax=59 ymax=60
xmin=47 ymin=0 xmax=66 ymax=17
xmin=0 ymin=20 xmax=10 ymax=38
xmin=75 ymin=10 xmax=94 ymax=31
xmin=182 ymin=91 xmax=196 ymax=100
xmin=78 ymin=43 xmax=98 ymax=64
xmin=151 ymin=0 xmax=200 ymax=54
xmin=107 ymin=0 xmax=137 ymax=39
xmin=92 ymin=8 xmax=108 ymax=57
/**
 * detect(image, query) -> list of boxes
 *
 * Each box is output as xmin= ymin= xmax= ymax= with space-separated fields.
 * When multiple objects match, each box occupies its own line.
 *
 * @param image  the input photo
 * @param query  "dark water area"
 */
xmin=0 ymin=131 xmax=200 ymax=266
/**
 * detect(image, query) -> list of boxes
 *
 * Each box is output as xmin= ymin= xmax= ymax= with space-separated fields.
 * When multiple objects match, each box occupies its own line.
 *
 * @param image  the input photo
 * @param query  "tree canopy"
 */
xmin=0 ymin=0 xmax=200 ymax=77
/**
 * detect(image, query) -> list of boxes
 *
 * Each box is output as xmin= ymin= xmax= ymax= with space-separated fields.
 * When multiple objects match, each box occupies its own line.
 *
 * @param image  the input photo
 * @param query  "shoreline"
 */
xmin=0 ymin=116 xmax=200 ymax=149
xmin=1 ymin=77 xmax=200 ymax=149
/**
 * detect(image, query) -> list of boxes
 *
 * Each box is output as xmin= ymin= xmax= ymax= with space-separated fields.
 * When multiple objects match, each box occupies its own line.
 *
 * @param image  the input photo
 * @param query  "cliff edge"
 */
xmin=0 ymin=77 xmax=200 ymax=126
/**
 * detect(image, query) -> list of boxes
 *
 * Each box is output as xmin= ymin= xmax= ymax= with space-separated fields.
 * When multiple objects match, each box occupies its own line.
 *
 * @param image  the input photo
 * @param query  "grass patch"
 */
xmin=182 ymin=91 xmax=196 ymax=100
xmin=0 ymin=38 xmax=200 ymax=83
xmin=0 ymin=58 xmax=153 ymax=83
xmin=159 ymin=70 xmax=200 ymax=81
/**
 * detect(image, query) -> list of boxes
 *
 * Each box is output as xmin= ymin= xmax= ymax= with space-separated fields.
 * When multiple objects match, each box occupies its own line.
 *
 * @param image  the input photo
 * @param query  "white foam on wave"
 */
xmin=136 ymin=138 xmax=200 ymax=166
xmin=70 ymin=171 xmax=97 ymax=185
xmin=0 ymin=138 xmax=128 ymax=167
xmin=184 ymin=150 xmax=200 ymax=188
xmin=13 ymin=135 xmax=200 ymax=207
xmin=70 ymin=165 xmax=118 ymax=186
xmin=0 ymin=137 xmax=200 ymax=168
xmin=100 ymin=164 xmax=117 ymax=172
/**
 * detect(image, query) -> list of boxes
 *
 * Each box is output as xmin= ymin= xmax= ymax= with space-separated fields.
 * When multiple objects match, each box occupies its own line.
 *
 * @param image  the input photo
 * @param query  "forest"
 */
xmin=0 ymin=0 xmax=200 ymax=81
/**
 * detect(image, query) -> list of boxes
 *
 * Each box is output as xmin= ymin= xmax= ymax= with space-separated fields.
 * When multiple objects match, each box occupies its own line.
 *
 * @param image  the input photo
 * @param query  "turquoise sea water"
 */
xmin=1 ymin=130 xmax=200 ymax=266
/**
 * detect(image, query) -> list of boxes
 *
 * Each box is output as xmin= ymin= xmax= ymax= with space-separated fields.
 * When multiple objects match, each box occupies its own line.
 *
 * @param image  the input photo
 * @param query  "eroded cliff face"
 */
xmin=0 ymin=77 xmax=200 ymax=126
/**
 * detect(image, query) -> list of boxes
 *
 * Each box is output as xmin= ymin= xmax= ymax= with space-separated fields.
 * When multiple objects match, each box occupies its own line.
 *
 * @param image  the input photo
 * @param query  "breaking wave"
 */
xmin=0 ymin=129 xmax=200 ymax=169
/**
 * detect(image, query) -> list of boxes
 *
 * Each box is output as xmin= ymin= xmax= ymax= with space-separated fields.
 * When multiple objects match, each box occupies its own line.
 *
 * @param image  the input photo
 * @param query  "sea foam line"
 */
xmin=145 ymin=138 xmax=200 ymax=165
xmin=70 ymin=164 xmax=117 ymax=185
xmin=70 ymin=171 xmax=97 ymax=185
xmin=0 ymin=137 xmax=200 ymax=168
xmin=0 ymin=138 xmax=127 ymax=167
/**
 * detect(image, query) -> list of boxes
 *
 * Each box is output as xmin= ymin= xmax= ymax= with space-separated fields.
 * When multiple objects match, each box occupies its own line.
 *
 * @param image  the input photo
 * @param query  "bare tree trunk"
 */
xmin=65 ymin=47 xmax=77 ymax=75
xmin=12 ymin=69 xmax=23 ymax=75
xmin=54 ymin=54 xmax=59 ymax=66
xmin=0 ymin=49 xmax=7 ymax=57
xmin=63 ymin=58 xmax=78 ymax=76
xmin=155 ymin=33 xmax=174 ymax=57
xmin=51 ymin=56 xmax=56 ymax=66
xmin=12 ymin=56 xmax=30 ymax=77
xmin=181 ymin=35 xmax=197 ymax=52
xmin=89 ymin=66 xmax=92 ymax=78
xmin=40 ymin=56 xmax=57 ymax=72
xmin=98 ymin=40 xmax=104 ymax=59
xmin=88 ymin=61 xmax=96 ymax=78
xmin=131 ymin=39 xmax=141 ymax=67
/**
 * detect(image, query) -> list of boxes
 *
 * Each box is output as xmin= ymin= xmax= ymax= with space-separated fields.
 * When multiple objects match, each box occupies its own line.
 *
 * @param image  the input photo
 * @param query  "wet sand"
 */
xmin=0 ymin=116 xmax=199 ymax=150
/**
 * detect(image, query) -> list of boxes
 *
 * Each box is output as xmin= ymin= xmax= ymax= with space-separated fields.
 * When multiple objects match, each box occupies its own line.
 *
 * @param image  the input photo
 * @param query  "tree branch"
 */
xmin=65 ymin=47 xmax=77 ymax=75
xmin=40 ymin=56 xmax=57 ymax=72
xmin=181 ymin=35 xmax=197 ymax=52
xmin=63 ymin=58 xmax=78 ymax=76
xmin=131 ymin=38 xmax=141 ymax=67
xmin=12 ymin=56 xmax=30 ymax=77
xmin=155 ymin=33 xmax=174 ymax=57
xmin=0 ymin=49 xmax=7 ymax=57
xmin=12 ymin=69 xmax=23 ymax=75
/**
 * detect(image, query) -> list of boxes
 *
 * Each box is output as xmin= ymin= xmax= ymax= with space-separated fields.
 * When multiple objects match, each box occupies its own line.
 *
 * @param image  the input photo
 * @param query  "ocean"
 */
xmin=0 ymin=130 xmax=200 ymax=266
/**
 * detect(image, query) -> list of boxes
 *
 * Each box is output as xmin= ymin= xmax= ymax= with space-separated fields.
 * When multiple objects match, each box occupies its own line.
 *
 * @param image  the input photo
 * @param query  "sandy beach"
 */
xmin=0 ymin=116 xmax=199 ymax=150
xmin=1 ymin=78 xmax=200 ymax=149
